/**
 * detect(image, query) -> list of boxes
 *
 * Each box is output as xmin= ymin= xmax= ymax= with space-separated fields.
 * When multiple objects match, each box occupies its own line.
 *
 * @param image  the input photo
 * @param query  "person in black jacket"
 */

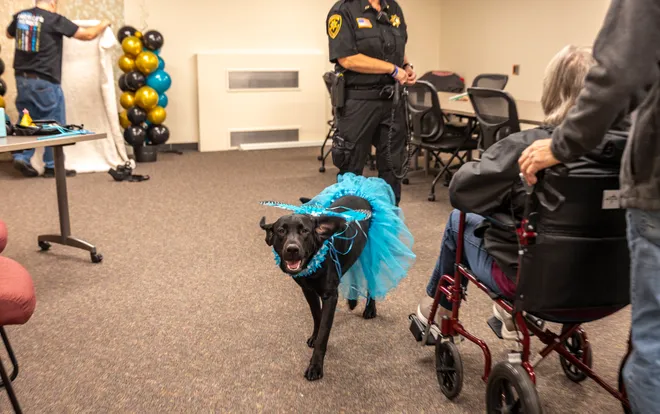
xmin=518 ymin=3 xmax=660 ymax=411
xmin=414 ymin=45 xmax=629 ymax=340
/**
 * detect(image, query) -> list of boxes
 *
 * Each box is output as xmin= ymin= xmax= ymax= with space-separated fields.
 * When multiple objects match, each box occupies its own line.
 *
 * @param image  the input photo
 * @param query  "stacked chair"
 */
xmin=404 ymin=80 xmax=478 ymax=201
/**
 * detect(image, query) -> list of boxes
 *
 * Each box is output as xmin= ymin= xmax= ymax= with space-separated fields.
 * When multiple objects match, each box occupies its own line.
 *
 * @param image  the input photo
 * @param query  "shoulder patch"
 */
xmin=356 ymin=17 xmax=372 ymax=29
xmin=328 ymin=14 xmax=342 ymax=39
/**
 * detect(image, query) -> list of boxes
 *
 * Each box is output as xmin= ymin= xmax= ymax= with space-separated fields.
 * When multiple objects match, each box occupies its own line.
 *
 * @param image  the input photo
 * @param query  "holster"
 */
xmin=330 ymin=73 xmax=346 ymax=109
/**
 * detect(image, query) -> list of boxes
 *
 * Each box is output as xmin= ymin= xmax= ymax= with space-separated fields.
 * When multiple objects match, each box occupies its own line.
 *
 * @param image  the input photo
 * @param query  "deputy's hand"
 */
xmin=405 ymin=66 xmax=417 ymax=85
xmin=394 ymin=66 xmax=408 ymax=85
xmin=518 ymin=138 xmax=561 ymax=185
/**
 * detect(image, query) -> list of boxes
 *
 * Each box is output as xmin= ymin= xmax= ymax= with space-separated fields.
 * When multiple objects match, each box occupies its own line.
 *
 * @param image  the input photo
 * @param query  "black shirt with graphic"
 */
xmin=327 ymin=0 xmax=408 ymax=87
xmin=7 ymin=8 xmax=79 ymax=84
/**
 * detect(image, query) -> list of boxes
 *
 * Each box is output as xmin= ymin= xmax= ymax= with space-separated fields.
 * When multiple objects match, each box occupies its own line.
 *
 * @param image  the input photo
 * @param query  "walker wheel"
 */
xmin=559 ymin=330 xmax=592 ymax=383
xmin=317 ymin=155 xmax=323 ymax=161
xmin=402 ymin=178 xmax=410 ymax=185
xmin=486 ymin=362 xmax=542 ymax=414
xmin=435 ymin=340 xmax=463 ymax=400
xmin=428 ymin=194 xmax=436 ymax=202
xmin=319 ymin=167 xmax=326 ymax=173
xmin=38 ymin=241 xmax=51 ymax=251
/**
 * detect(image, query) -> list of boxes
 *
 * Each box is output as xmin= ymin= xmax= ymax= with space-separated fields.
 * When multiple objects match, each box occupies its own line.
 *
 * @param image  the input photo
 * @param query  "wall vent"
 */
xmin=230 ymin=129 xmax=299 ymax=147
xmin=227 ymin=70 xmax=299 ymax=90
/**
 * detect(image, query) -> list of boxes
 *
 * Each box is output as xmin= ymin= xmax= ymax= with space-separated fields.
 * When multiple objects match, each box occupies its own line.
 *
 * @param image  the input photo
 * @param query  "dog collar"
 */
xmin=273 ymin=239 xmax=332 ymax=278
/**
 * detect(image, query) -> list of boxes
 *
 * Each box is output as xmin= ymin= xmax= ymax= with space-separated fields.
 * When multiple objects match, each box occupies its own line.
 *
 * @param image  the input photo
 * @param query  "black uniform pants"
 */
xmin=332 ymin=98 xmax=406 ymax=205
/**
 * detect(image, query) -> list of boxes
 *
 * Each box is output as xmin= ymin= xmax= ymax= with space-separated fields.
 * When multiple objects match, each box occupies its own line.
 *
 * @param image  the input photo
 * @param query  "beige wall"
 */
xmin=439 ymin=0 xmax=610 ymax=102
xmin=125 ymin=0 xmax=442 ymax=144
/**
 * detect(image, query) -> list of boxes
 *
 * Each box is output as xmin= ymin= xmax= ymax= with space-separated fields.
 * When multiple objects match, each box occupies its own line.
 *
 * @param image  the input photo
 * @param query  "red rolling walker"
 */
xmin=408 ymin=172 xmax=633 ymax=414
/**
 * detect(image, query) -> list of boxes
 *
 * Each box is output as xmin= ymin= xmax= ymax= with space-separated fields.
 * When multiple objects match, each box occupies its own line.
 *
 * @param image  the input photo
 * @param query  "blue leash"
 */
xmin=36 ymin=125 xmax=94 ymax=140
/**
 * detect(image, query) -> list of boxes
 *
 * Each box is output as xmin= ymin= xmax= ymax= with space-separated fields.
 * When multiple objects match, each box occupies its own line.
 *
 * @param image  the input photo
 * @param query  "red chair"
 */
xmin=0 ymin=221 xmax=37 ymax=414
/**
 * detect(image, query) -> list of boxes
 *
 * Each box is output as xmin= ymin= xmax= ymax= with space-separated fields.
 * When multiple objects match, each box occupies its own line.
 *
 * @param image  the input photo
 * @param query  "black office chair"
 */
xmin=472 ymin=73 xmax=509 ymax=90
xmin=405 ymin=80 xmax=478 ymax=201
xmin=467 ymin=87 xmax=521 ymax=152
xmin=318 ymin=72 xmax=376 ymax=173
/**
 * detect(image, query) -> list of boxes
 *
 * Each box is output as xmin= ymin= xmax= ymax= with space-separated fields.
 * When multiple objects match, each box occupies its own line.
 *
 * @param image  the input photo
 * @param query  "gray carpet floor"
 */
xmin=0 ymin=148 xmax=630 ymax=413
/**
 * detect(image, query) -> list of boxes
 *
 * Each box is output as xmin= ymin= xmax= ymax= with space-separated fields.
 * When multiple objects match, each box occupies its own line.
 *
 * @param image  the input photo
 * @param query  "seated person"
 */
xmin=416 ymin=45 xmax=630 ymax=340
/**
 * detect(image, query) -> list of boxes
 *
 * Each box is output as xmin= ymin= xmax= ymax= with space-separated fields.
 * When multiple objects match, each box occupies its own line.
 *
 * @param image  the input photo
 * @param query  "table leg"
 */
xmin=37 ymin=146 xmax=103 ymax=263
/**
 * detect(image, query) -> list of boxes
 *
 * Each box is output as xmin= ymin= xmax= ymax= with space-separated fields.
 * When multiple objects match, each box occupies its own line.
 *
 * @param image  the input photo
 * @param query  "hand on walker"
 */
xmin=394 ymin=66 xmax=408 ymax=85
xmin=518 ymin=138 xmax=561 ymax=185
xmin=405 ymin=67 xmax=417 ymax=85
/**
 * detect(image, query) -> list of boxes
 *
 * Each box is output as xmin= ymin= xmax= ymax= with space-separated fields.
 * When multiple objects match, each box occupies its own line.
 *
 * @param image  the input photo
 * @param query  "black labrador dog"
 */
xmin=260 ymin=195 xmax=374 ymax=381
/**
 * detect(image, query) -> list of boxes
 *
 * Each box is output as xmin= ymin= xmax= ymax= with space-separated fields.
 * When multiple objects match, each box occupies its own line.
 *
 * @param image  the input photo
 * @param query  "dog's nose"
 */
xmin=286 ymin=244 xmax=300 ymax=254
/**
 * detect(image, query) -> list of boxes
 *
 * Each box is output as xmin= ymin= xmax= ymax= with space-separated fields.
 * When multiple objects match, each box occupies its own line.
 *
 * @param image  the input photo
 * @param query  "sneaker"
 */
xmin=417 ymin=296 xmax=441 ymax=332
xmin=493 ymin=303 xmax=519 ymax=341
xmin=43 ymin=167 xmax=77 ymax=178
xmin=13 ymin=159 xmax=39 ymax=177
xmin=416 ymin=296 xmax=464 ymax=343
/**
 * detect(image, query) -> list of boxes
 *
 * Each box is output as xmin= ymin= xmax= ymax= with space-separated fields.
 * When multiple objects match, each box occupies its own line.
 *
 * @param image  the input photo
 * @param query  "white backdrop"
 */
xmin=30 ymin=21 xmax=131 ymax=173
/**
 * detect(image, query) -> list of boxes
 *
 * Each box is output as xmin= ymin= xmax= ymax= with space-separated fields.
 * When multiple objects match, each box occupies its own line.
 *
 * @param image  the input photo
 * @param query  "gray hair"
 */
xmin=541 ymin=45 xmax=596 ymax=127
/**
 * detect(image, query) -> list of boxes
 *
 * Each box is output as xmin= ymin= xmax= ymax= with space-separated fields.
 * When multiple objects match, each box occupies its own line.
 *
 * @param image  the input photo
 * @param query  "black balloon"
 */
xmin=0 ymin=57 xmax=4 ymax=77
xmin=124 ymin=125 xmax=147 ymax=146
xmin=0 ymin=79 xmax=6 ymax=97
xmin=143 ymin=30 xmax=164 ymax=51
xmin=118 ymin=74 xmax=131 ymax=92
xmin=148 ymin=124 xmax=170 ymax=145
xmin=127 ymin=107 xmax=147 ymax=124
xmin=125 ymin=71 xmax=146 ymax=91
xmin=117 ymin=26 xmax=137 ymax=44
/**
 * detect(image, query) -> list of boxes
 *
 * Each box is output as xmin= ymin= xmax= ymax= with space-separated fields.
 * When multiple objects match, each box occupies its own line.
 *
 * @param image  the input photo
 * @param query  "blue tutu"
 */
xmin=308 ymin=173 xmax=416 ymax=301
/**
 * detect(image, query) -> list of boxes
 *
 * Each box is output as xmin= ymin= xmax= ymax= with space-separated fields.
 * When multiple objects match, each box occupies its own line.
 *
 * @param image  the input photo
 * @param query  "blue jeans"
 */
xmin=12 ymin=76 xmax=66 ymax=169
xmin=623 ymin=209 xmax=660 ymax=413
xmin=426 ymin=210 xmax=500 ymax=310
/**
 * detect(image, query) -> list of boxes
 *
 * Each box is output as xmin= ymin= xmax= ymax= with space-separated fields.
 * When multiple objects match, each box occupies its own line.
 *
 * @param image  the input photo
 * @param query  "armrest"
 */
xmin=484 ymin=213 xmax=518 ymax=232
xmin=0 ymin=220 xmax=7 ymax=254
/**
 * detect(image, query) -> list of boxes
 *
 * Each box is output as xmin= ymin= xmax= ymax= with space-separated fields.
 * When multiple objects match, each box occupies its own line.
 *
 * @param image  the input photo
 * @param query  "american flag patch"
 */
xmin=356 ymin=17 xmax=372 ymax=29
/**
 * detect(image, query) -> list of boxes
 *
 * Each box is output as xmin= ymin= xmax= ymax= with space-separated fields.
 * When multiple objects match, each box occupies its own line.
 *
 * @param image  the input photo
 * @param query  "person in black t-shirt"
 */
xmin=5 ymin=0 xmax=110 ymax=178
xmin=326 ymin=0 xmax=416 ymax=206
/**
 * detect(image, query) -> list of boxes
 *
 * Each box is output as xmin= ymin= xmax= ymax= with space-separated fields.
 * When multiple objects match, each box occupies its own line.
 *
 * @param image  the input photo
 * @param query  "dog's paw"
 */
xmin=347 ymin=299 xmax=358 ymax=310
xmin=306 ymin=335 xmax=316 ymax=348
xmin=363 ymin=305 xmax=377 ymax=320
xmin=304 ymin=364 xmax=324 ymax=381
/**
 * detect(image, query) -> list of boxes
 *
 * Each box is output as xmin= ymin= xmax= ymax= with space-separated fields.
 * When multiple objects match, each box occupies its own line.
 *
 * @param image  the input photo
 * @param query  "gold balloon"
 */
xmin=135 ymin=31 xmax=143 ymax=39
xmin=119 ymin=92 xmax=136 ymax=109
xmin=147 ymin=106 xmax=167 ymax=125
xmin=134 ymin=86 xmax=159 ymax=110
xmin=118 ymin=54 xmax=136 ymax=73
xmin=135 ymin=51 xmax=159 ymax=75
xmin=119 ymin=110 xmax=131 ymax=129
xmin=121 ymin=36 xmax=143 ymax=57
xmin=0 ymin=95 xmax=4 ymax=109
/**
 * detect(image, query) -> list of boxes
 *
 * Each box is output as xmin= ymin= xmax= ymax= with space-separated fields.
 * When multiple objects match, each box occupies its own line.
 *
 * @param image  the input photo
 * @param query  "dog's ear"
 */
xmin=315 ymin=215 xmax=347 ymax=241
xmin=260 ymin=216 xmax=275 ymax=246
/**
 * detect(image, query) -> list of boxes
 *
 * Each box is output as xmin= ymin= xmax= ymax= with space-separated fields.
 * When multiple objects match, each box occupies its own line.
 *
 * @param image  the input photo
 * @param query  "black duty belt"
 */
xmin=346 ymin=85 xmax=396 ymax=100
